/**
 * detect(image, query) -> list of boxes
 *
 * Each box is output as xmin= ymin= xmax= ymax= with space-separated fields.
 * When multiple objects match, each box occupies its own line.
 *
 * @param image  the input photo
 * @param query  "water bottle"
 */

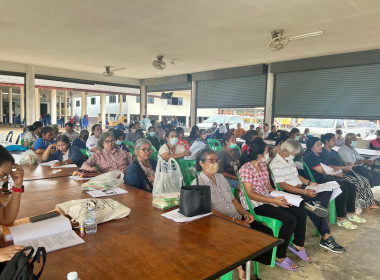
xmin=67 ymin=271 xmax=80 ymax=280
xmin=355 ymin=199 xmax=366 ymax=215
xmin=85 ymin=204 xmax=97 ymax=234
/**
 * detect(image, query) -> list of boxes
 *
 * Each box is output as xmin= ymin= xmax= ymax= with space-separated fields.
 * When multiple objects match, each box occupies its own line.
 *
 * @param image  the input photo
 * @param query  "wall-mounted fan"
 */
xmin=103 ymin=66 xmax=126 ymax=77
xmin=152 ymin=55 xmax=167 ymax=70
xmin=267 ymin=29 xmax=323 ymax=51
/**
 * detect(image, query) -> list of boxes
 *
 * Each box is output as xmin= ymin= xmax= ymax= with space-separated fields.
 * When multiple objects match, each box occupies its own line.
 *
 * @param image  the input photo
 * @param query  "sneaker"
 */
xmin=319 ymin=236 xmax=346 ymax=253
xmin=337 ymin=219 xmax=358 ymax=229
xmin=304 ymin=201 xmax=328 ymax=217
xmin=347 ymin=214 xmax=366 ymax=224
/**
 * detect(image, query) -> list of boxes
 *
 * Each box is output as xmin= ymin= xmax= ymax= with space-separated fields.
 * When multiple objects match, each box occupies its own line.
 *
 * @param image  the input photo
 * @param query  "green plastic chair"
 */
xmin=123 ymin=140 xmax=135 ymax=150
xmin=151 ymin=151 xmax=158 ymax=160
xmin=151 ymin=145 xmax=157 ymax=152
xmin=20 ymin=139 xmax=24 ymax=146
xmin=237 ymin=173 xmax=283 ymax=268
xmin=176 ymin=158 xmax=197 ymax=186
xmin=235 ymin=145 xmax=242 ymax=156
xmin=207 ymin=138 xmax=223 ymax=153
xmin=302 ymin=160 xmax=336 ymax=225
xmin=80 ymin=148 xmax=91 ymax=159
xmin=29 ymin=141 xmax=34 ymax=149
xmin=127 ymin=146 xmax=135 ymax=157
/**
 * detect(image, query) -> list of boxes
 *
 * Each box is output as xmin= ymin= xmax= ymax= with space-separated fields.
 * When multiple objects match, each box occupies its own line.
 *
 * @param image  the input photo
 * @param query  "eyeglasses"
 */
xmin=205 ymin=158 xmax=218 ymax=164
xmin=104 ymin=140 xmax=115 ymax=144
xmin=139 ymin=148 xmax=153 ymax=153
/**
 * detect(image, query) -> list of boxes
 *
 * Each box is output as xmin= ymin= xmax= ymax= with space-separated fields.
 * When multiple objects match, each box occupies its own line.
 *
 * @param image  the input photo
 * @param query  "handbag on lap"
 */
xmin=179 ymin=173 xmax=212 ymax=217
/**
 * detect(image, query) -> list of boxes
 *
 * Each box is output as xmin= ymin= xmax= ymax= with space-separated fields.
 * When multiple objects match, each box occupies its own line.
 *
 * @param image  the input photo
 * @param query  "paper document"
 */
xmin=270 ymin=190 xmax=303 ymax=207
xmin=41 ymin=160 xmax=77 ymax=168
xmin=321 ymin=163 xmax=342 ymax=175
xmin=70 ymin=176 xmax=91 ymax=181
xmin=161 ymin=209 xmax=212 ymax=223
xmin=368 ymin=155 xmax=379 ymax=161
xmin=306 ymin=181 xmax=342 ymax=202
xmin=87 ymin=187 xmax=128 ymax=198
xmin=295 ymin=161 xmax=304 ymax=170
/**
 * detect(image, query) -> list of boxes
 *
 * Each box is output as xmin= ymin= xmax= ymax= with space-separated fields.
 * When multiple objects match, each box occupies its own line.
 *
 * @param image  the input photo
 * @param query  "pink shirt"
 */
xmin=82 ymin=148 xmax=132 ymax=173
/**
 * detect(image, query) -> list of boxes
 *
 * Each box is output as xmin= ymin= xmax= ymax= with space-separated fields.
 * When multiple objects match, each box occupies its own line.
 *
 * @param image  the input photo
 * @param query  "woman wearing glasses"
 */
xmin=124 ymin=139 xmax=157 ymax=192
xmin=81 ymin=131 xmax=132 ymax=173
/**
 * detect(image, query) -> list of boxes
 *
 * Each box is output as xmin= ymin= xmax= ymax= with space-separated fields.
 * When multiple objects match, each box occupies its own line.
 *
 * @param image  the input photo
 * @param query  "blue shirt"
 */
xmin=303 ymin=150 xmax=323 ymax=182
xmin=320 ymin=148 xmax=346 ymax=167
xmin=34 ymin=138 xmax=55 ymax=150
xmin=124 ymin=159 xmax=157 ymax=192
xmin=72 ymin=138 xmax=87 ymax=150
xmin=47 ymin=146 xmax=85 ymax=167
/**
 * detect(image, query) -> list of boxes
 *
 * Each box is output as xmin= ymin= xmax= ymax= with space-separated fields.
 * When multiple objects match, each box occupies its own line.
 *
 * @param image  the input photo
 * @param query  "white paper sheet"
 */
xmin=321 ymin=163 xmax=342 ymax=175
xmin=70 ymin=176 xmax=91 ymax=181
xmin=161 ymin=209 xmax=212 ymax=223
xmin=295 ymin=161 xmax=304 ymax=170
xmin=270 ymin=190 xmax=303 ymax=207
xmin=41 ymin=160 xmax=77 ymax=168
xmin=368 ymin=155 xmax=379 ymax=161
xmin=87 ymin=187 xmax=128 ymax=198
xmin=305 ymin=181 xmax=342 ymax=202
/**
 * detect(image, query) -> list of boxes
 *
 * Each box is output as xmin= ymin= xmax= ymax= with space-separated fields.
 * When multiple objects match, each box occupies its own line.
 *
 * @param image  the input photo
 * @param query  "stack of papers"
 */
xmin=321 ymin=163 xmax=342 ymax=175
xmin=270 ymin=191 xmax=303 ymax=207
xmin=87 ymin=187 xmax=128 ymax=198
xmin=41 ymin=160 xmax=77 ymax=168
xmin=161 ymin=209 xmax=212 ymax=223
xmin=306 ymin=181 xmax=342 ymax=202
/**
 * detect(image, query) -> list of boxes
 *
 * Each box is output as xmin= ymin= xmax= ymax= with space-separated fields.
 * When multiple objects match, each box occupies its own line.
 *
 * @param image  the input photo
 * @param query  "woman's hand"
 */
xmin=243 ymin=212 xmax=254 ymax=224
xmin=335 ymin=173 xmax=343 ymax=178
xmin=9 ymin=164 xmax=24 ymax=188
xmin=272 ymin=197 xmax=290 ymax=208
xmin=52 ymin=161 xmax=63 ymax=167
xmin=183 ymin=150 xmax=191 ymax=156
xmin=309 ymin=182 xmax=318 ymax=186
xmin=89 ymin=167 xmax=98 ymax=172
xmin=304 ymin=189 xmax=317 ymax=198
xmin=0 ymin=245 xmax=25 ymax=262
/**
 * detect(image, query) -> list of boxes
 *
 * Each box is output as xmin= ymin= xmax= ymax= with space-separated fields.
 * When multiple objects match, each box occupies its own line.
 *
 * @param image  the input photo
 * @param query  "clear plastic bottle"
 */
xmin=85 ymin=204 xmax=97 ymax=234
xmin=355 ymin=199 xmax=366 ymax=215
xmin=67 ymin=271 xmax=80 ymax=280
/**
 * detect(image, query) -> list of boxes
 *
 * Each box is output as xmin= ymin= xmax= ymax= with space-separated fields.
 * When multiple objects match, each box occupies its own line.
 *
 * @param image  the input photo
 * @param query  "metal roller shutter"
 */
xmin=147 ymin=82 xmax=191 ymax=92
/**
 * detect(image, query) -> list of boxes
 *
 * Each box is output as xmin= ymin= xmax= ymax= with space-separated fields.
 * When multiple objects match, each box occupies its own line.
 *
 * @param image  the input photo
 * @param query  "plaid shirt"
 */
xmin=82 ymin=148 xmax=132 ymax=173
xmin=239 ymin=162 xmax=271 ymax=209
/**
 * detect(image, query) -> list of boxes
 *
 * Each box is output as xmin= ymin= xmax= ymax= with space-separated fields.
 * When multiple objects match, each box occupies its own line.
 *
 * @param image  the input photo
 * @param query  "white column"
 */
xmin=20 ymin=87 xmax=25 ymax=125
xmin=0 ymin=90 xmax=3 ymax=123
xmin=81 ymin=92 xmax=86 ymax=117
xmin=50 ymin=89 xmax=57 ymax=125
xmin=58 ymin=96 xmax=62 ymax=118
xmin=126 ymin=96 xmax=130 ymax=124
xmin=190 ymin=81 xmax=198 ymax=126
xmin=70 ymin=94 xmax=73 ymax=118
xmin=35 ymin=88 xmax=40 ymax=121
xmin=25 ymin=66 xmax=36 ymax=125
xmin=264 ymin=64 xmax=274 ymax=127
xmin=101 ymin=93 xmax=106 ymax=130
xmin=119 ymin=94 xmax=123 ymax=114
xmin=64 ymin=90 xmax=68 ymax=124
xmin=140 ymin=86 xmax=147 ymax=120
xmin=8 ymin=88 xmax=13 ymax=124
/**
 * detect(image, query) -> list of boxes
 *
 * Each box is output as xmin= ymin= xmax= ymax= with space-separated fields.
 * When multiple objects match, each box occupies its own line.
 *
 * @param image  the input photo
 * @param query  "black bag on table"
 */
xmin=0 ymin=246 xmax=46 ymax=280
xmin=179 ymin=174 xmax=212 ymax=217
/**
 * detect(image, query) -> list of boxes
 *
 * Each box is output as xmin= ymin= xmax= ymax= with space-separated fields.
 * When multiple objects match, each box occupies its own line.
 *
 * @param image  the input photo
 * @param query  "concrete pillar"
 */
xmin=20 ymin=87 xmax=25 ymax=125
xmin=50 ymin=89 xmax=57 ymax=125
xmin=119 ymin=94 xmax=123 ymax=114
xmin=0 ymin=90 xmax=3 ymax=123
xmin=264 ymin=64 xmax=274 ymax=127
xmin=190 ymin=81 xmax=198 ymax=126
xmin=8 ymin=88 xmax=13 ymax=124
xmin=58 ymin=96 xmax=62 ymax=118
xmin=140 ymin=86 xmax=147 ymax=120
xmin=25 ymin=66 xmax=36 ymax=125
xmin=70 ymin=94 xmax=73 ymax=118
xmin=126 ymin=96 xmax=130 ymax=124
xmin=35 ymin=88 xmax=40 ymax=121
xmin=64 ymin=90 xmax=68 ymax=124
xmin=81 ymin=92 xmax=86 ymax=117
xmin=100 ymin=93 xmax=106 ymax=129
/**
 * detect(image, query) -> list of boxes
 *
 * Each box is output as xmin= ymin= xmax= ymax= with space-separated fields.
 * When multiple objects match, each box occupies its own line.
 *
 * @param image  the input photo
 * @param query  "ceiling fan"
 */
xmin=267 ymin=29 xmax=323 ymax=51
xmin=102 ymin=66 xmax=126 ymax=77
xmin=152 ymin=55 xmax=167 ymax=70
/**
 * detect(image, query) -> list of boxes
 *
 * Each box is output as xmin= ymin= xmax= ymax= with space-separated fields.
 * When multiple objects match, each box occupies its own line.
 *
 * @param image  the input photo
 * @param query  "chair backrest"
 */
xmin=236 ymin=173 xmax=256 ymax=216
xmin=230 ymin=187 xmax=237 ymax=199
xmin=151 ymin=145 xmax=157 ymax=152
xmin=123 ymin=140 xmax=135 ymax=149
xmin=80 ymin=149 xmax=91 ymax=159
xmin=151 ymin=151 xmax=158 ymax=160
xmin=5 ymin=131 xmax=14 ymax=142
xmin=127 ymin=147 xmax=135 ymax=156
xmin=15 ymin=133 xmax=23 ymax=145
xmin=302 ymin=159 xmax=316 ymax=182
xmin=267 ymin=166 xmax=282 ymax=191
xmin=177 ymin=158 xmax=197 ymax=186
xmin=235 ymin=145 xmax=242 ymax=156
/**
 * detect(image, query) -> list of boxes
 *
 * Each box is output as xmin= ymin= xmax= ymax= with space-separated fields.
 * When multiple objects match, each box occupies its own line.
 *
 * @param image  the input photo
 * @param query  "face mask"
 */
xmin=205 ymin=163 xmax=219 ymax=175
xmin=294 ymin=135 xmax=300 ymax=141
xmin=83 ymin=135 xmax=89 ymax=141
xmin=351 ymin=141 xmax=357 ymax=148
xmin=285 ymin=155 xmax=295 ymax=161
xmin=230 ymin=143 xmax=237 ymax=149
xmin=307 ymin=133 xmax=311 ymax=136
xmin=116 ymin=140 xmax=123 ymax=146
xmin=170 ymin=138 xmax=178 ymax=146
xmin=262 ymin=153 xmax=270 ymax=163
xmin=131 ymin=129 xmax=136 ymax=133
xmin=149 ymin=132 xmax=156 ymax=137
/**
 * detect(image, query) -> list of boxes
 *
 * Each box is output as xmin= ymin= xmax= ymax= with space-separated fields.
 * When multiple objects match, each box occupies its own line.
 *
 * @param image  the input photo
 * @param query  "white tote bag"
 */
xmin=152 ymin=157 xmax=183 ymax=198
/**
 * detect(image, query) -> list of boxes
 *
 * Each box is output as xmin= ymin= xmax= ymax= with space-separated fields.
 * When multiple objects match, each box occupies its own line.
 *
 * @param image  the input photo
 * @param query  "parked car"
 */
xmin=298 ymin=119 xmax=370 ymax=137
xmin=198 ymin=115 xmax=248 ymax=130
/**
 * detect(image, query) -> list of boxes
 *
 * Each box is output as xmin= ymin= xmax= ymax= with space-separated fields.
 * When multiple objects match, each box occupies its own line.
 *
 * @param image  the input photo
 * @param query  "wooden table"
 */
xmin=21 ymin=164 xmax=77 ymax=181
xmin=11 ymin=177 xmax=281 ymax=280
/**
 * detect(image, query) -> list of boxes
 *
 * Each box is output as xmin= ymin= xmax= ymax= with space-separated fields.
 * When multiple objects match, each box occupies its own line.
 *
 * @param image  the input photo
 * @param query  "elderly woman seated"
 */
xmin=41 ymin=135 xmax=85 ymax=167
xmin=81 ymin=131 xmax=132 ymax=173
xmin=158 ymin=129 xmax=191 ymax=161
xmin=124 ymin=139 xmax=157 ymax=192
xmin=193 ymin=149 xmax=272 ymax=279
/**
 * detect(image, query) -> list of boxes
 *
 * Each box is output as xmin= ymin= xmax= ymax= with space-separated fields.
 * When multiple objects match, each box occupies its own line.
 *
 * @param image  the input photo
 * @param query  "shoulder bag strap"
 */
xmin=133 ymin=159 xmax=153 ymax=191
xmin=31 ymin=247 xmax=47 ymax=279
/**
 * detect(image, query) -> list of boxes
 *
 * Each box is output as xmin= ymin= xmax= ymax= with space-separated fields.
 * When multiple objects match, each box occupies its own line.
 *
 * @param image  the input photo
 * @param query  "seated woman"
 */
xmin=113 ymin=130 xmax=129 ymax=152
xmin=0 ymin=146 xmax=25 ymax=262
xmin=81 ymin=131 xmax=132 ymax=173
xmin=239 ymin=138 xmax=308 ymax=271
xmin=188 ymin=126 xmax=200 ymax=143
xmin=124 ymin=139 xmax=157 ymax=192
xmin=86 ymin=124 xmax=102 ymax=153
xmin=146 ymin=126 xmax=161 ymax=151
xmin=22 ymin=121 xmax=43 ymax=149
xmin=184 ymin=129 xmax=209 ymax=160
xmin=194 ymin=149 xmax=273 ymax=279
xmin=158 ymin=129 xmax=191 ymax=161
xmin=176 ymin=127 xmax=190 ymax=150
xmin=217 ymin=132 xmax=241 ymax=190
xmin=321 ymin=133 xmax=379 ymax=214
xmin=335 ymin=129 xmax=345 ymax=147
xmin=370 ymin=130 xmax=380 ymax=150
xmin=41 ymin=135 xmax=85 ymax=167
xmin=72 ymin=130 xmax=89 ymax=150
xmin=304 ymin=137 xmax=365 ymax=230
xmin=241 ymin=130 xmax=259 ymax=154
xmin=34 ymin=126 xmax=55 ymax=154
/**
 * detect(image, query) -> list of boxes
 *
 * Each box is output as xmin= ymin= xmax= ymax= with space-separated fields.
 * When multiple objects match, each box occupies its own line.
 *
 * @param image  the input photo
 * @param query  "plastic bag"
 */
xmin=56 ymin=198 xmax=131 ymax=227
xmin=152 ymin=157 xmax=182 ymax=209
xmin=184 ymin=141 xmax=207 ymax=160
xmin=81 ymin=170 xmax=124 ymax=190
xmin=19 ymin=150 xmax=38 ymax=165
xmin=355 ymin=199 xmax=366 ymax=215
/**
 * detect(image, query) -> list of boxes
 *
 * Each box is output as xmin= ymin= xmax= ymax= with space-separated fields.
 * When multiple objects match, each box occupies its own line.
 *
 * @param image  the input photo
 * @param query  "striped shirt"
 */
xmin=81 ymin=148 xmax=132 ymax=173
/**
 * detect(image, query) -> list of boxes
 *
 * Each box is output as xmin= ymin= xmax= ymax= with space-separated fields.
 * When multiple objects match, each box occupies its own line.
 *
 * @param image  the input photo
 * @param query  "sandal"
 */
xmin=288 ymin=245 xmax=311 ymax=262
xmin=275 ymin=257 xmax=299 ymax=271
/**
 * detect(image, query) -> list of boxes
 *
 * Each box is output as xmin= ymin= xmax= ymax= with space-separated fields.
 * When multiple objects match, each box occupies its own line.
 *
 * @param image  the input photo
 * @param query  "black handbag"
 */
xmin=179 ymin=174 xmax=212 ymax=217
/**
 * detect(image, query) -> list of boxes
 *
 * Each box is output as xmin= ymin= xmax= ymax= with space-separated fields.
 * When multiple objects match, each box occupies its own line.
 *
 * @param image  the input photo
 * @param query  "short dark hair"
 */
xmin=241 ymin=138 xmax=267 ymax=165
xmin=290 ymin=128 xmax=300 ymax=135
xmin=148 ymin=126 xmax=155 ymax=132
xmin=65 ymin=122 xmax=74 ymax=128
xmin=0 ymin=145 xmax=15 ymax=167
xmin=29 ymin=121 xmax=43 ymax=132
xmin=79 ymin=129 xmax=89 ymax=138
xmin=165 ymin=128 xmax=177 ymax=142
xmin=129 ymin=123 xmax=135 ymax=130
xmin=91 ymin=124 xmax=101 ymax=135
xmin=113 ymin=130 xmax=125 ymax=140
xmin=222 ymin=132 xmax=235 ymax=146
xmin=56 ymin=135 xmax=71 ymax=146
xmin=196 ymin=149 xmax=217 ymax=172
xmin=271 ymin=125 xmax=276 ymax=129
xmin=176 ymin=127 xmax=184 ymax=136
xmin=336 ymin=129 xmax=343 ymax=135
xmin=40 ymin=126 xmax=52 ymax=137
xmin=321 ymin=133 xmax=335 ymax=144
xmin=245 ymin=130 xmax=258 ymax=145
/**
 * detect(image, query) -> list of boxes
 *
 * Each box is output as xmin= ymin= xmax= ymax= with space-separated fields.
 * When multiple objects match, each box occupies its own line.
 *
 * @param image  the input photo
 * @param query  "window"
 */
xmin=76 ymin=100 xmax=80 ymax=107
xmin=109 ymin=95 xmax=117 ymax=103
xmin=123 ymin=95 xmax=127 ymax=102
xmin=91 ymin=98 xmax=96 ymax=105
xmin=167 ymin=97 xmax=183 ymax=106
xmin=148 ymin=97 xmax=154 ymax=104
xmin=136 ymin=96 xmax=140 ymax=103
